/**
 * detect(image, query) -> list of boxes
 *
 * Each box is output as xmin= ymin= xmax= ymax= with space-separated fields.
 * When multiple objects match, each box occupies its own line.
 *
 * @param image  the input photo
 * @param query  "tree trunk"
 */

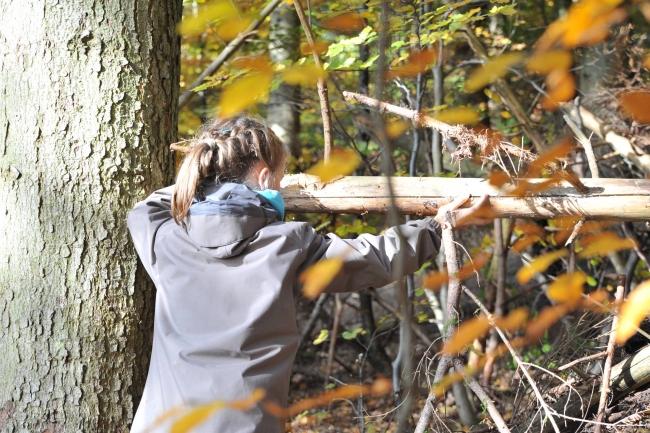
xmin=0 ymin=0 xmax=180 ymax=431
xmin=268 ymin=3 xmax=301 ymax=158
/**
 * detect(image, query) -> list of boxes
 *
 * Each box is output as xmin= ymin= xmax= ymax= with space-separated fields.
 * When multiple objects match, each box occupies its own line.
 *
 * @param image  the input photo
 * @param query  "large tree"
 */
xmin=0 ymin=0 xmax=181 ymax=430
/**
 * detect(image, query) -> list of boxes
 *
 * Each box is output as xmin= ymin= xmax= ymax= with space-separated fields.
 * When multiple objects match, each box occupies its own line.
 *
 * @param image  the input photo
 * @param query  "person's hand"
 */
xmin=434 ymin=194 xmax=492 ymax=229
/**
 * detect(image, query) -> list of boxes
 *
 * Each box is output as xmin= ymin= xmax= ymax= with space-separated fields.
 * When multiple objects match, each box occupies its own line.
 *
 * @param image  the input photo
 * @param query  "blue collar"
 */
xmin=253 ymin=189 xmax=285 ymax=220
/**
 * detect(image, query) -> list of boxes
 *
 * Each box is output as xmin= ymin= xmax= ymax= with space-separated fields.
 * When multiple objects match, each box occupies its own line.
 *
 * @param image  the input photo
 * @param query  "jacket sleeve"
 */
xmin=126 ymin=186 xmax=175 ymax=281
xmin=297 ymin=218 xmax=442 ymax=294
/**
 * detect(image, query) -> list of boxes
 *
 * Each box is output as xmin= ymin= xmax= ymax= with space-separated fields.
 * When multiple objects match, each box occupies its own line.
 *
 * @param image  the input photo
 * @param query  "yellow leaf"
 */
xmin=442 ymin=315 xmax=491 ymax=354
xmin=465 ymin=52 xmax=524 ymax=92
xmin=495 ymin=307 xmax=529 ymax=331
xmin=171 ymin=402 xmax=225 ymax=433
xmin=299 ymin=258 xmax=344 ymax=299
xmin=526 ymin=50 xmax=573 ymax=74
xmin=385 ymin=120 xmax=411 ymax=139
xmin=500 ymin=110 xmax=511 ymax=119
xmin=434 ymin=107 xmax=480 ymax=125
xmin=576 ymin=232 xmax=636 ymax=258
xmin=619 ymin=91 xmax=650 ymax=124
xmin=432 ymin=371 xmax=465 ymax=398
xmin=216 ymin=16 xmax=253 ymax=41
xmin=526 ymin=304 xmax=572 ymax=340
xmin=616 ymin=279 xmax=650 ymax=344
xmin=178 ymin=1 xmax=238 ymax=36
xmin=228 ymin=389 xmax=266 ymax=411
xmin=218 ymin=72 xmax=273 ymax=118
xmin=541 ymin=69 xmax=576 ymax=110
xmin=306 ymin=148 xmax=360 ymax=183
xmin=321 ymin=12 xmax=366 ymax=32
xmin=282 ymin=64 xmax=328 ymax=86
xmin=517 ymin=249 xmax=569 ymax=284
xmin=232 ymin=56 xmax=274 ymax=74
xmin=546 ymin=272 xmax=587 ymax=306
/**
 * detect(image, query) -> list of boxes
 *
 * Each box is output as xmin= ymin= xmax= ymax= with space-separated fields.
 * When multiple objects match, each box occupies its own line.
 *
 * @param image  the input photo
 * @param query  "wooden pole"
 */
xmin=280 ymin=175 xmax=650 ymax=221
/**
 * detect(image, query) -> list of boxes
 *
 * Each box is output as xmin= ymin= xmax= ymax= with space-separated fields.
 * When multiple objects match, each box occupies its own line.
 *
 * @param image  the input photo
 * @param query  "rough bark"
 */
xmin=267 ymin=3 xmax=301 ymax=158
xmin=0 ymin=0 xmax=180 ymax=431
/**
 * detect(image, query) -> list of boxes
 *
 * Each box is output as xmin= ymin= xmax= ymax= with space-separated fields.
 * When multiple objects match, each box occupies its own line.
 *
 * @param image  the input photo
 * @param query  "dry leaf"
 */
xmin=546 ymin=272 xmax=587 ymax=306
xmin=321 ymin=13 xmax=366 ymax=32
xmin=616 ymin=279 xmax=650 ymax=344
xmin=299 ymin=258 xmax=343 ymax=299
xmin=526 ymin=50 xmax=573 ymax=74
xmin=542 ymin=69 xmax=576 ymax=110
xmin=385 ymin=48 xmax=438 ymax=79
xmin=282 ymin=64 xmax=328 ymax=86
xmin=619 ymin=91 xmax=650 ymax=124
xmin=526 ymin=138 xmax=574 ymax=177
xmin=306 ymin=148 xmax=360 ymax=183
xmin=465 ymin=52 xmax=524 ymax=92
xmin=218 ymin=72 xmax=273 ymax=117
xmin=576 ymin=232 xmax=636 ymax=258
xmin=517 ymin=249 xmax=569 ymax=284
xmin=300 ymin=41 xmax=331 ymax=56
xmin=442 ymin=315 xmax=491 ymax=354
xmin=526 ymin=304 xmax=572 ymax=340
xmin=488 ymin=171 xmax=511 ymax=188
xmin=495 ymin=307 xmax=529 ymax=331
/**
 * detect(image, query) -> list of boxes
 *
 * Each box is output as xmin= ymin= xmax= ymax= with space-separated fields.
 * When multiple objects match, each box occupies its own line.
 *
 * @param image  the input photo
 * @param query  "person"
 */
xmin=127 ymin=115 xmax=489 ymax=433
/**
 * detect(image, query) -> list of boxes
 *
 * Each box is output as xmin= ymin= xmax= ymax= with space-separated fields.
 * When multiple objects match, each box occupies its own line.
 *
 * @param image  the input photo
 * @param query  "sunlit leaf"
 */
xmin=232 ymin=56 xmax=274 ymax=74
xmin=321 ymin=13 xmax=366 ymax=32
xmin=546 ymin=272 xmax=587 ymax=306
xmin=171 ymin=402 xmax=225 ymax=433
xmin=465 ymin=52 xmax=524 ymax=92
xmin=525 ymin=50 xmax=573 ymax=74
xmin=619 ymin=91 xmax=650 ymax=124
xmin=541 ymin=69 xmax=576 ymax=110
xmin=495 ymin=307 xmax=529 ymax=331
xmin=300 ymin=258 xmax=343 ymax=299
xmin=562 ymin=5 xmax=626 ymax=48
xmin=178 ymin=1 xmax=239 ymax=36
xmin=433 ymin=108 xmax=480 ymax=125
xmin=511 ymin=236 xmax=539 ymax=253
xmin=217 ymin=16 xmax=253 ymax=41
xmin=432 ymin=371 xmax=465 ymax=398
xmin=422 ymin=254 xmax=489 ymax=291
xmin=517 ymin=249 xmax=569 ymax=284
xmin=306 ymin=148 xmax=361 ymax=183
xmin=526 ymin=304 xmax=572 ymax=340
xmin=313 ymin=329 xmax=329 ymax=345
xmin=576 ymin=232 xmax=636 ymax=258
xmin=616 ymin=279 xmax=650 ymax=344
xmin=218 ymin=72 xmax=273 ymax=117
xmin=384 ymin=48 xmax=438 ymax=79
xmin=442 ymin=315 xmax=491 ymax=354
xmin=282 ymin=64 xmax=328 ymax=86
xmin=385 ymin=120 xmax=411 ymax=138
xmin=526 ymin=138 xmax=574 ymax=177
xmin=514 ymin=222 xmax=546 ymax=239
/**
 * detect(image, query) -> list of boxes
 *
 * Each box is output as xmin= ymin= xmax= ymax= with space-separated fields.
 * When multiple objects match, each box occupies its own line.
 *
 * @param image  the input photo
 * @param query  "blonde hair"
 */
xmin=171 ymin=115 xmax=288 ymax=225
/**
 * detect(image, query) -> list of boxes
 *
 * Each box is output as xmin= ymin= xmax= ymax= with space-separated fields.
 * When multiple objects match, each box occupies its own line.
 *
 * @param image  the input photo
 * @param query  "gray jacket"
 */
xmin=127 ymin=182 xmax=442 ymax=433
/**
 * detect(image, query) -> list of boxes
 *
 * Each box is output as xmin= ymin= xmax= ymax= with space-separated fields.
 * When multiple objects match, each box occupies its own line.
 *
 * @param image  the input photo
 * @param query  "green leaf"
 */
xmin=586 ymin=276 xmax=598 ymax=287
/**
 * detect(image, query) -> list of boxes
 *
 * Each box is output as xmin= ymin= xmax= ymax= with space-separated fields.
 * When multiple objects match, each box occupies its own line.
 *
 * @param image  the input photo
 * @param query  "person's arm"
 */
xmin=126 ymin=186 xmax=175 ymax=280
xmin=298 ymin=218 xmax=442 ymax=294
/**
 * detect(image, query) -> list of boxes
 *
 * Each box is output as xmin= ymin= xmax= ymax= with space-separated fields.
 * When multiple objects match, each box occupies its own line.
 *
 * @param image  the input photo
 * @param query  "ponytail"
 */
xmin=171 ymin=115 xmax=288 ymax=225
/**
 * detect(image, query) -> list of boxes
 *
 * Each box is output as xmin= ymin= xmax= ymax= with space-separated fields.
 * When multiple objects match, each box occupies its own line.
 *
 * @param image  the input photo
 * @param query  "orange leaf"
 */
xmin=541 ymin=69 xmax=576 ymax=110
xmin=526 ymin=50 xmax=573 ymax=74
xmin=300 ymin=41 xmax=331 ymax=56
xmin=616 ymin=279 xmax=650 ymax=344
xmin=619 ymin=91 xmax=650 ymax=124
xmin=228 ymin=389 xmax=266 ymax=411
xmin=320 ymin=13 xmax=366 ymax=32
xmin=495 ymin=307 xmax=529 ymax=331
xmin=546 ymin=272 xmax=587 ymax=306
xmin=299 ymin=258 xmax=344 ymax=299
xmin=526 ymin=138 xmax=575 ymax=176
xmin=488 ymin=171 xmax=511 ymax=188
xmin=385 ymin=120 xmax=411 ymax=139
xmin=385 ymin=48 xmax=438 ymax=79
xmin=517 ymin=249 xmax=569 ymax=284
xmin=526 ymin=304 xmax=572 ymax=340
xmin=514 ymin=222 xmax=546 ymax=239
xmin=431 ymin=371 xmax=465 ymax=398
xmin=576 ymin=232 xmax=636 ymax=258
xmin=232 ymin=56 xmax=274 ymax=74
xmin=422 ymin=255 xmax=489 ymax=291
xmin=442 ymin=315 xmax=492 ymax=354
xmin=218 ymin=72 xmax=273 ymax=117
xmin=306 ymin=148 xmax=360 ymax=183
xmin=511 ymin=236 xmax=539 ymax=253
xmin=465 ymin=52 xmax=524 ymax=92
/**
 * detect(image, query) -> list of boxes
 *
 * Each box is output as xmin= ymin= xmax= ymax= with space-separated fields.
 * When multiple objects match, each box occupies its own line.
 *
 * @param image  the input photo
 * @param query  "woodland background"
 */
xmin=1 ymin=0 xmax=650 ymax=432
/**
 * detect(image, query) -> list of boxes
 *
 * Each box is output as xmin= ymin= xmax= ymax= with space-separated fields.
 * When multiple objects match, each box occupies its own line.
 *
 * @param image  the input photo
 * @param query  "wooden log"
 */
xmin=512 ymin=343 xmax=650 ymax=433
xmin=280 ymin=175 xmax=650 ymax=221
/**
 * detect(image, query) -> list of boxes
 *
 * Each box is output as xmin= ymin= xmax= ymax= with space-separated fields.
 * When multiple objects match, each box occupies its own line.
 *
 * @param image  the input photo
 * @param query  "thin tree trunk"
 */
xmin=0 ymin=0 xmax=180 ymax=430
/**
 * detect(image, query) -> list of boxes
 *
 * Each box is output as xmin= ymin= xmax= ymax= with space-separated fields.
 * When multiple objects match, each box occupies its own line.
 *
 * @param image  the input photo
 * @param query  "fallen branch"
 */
xmin=557 ymin=352 xmax=607 ymax=371
xmin=177 ymin=0 xmax=284 ymax=109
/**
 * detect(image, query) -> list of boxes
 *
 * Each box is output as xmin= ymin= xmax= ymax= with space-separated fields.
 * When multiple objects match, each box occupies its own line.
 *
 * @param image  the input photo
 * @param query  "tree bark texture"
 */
xmin=0 ymin=0 xmax=180 ymax=431
xmin=281 ymin=175 xmax=650 ymax=221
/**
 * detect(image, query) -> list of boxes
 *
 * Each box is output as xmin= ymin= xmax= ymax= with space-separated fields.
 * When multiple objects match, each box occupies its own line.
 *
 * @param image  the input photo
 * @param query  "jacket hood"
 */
xmin=185 ymin=182 xmax=280 ymax=258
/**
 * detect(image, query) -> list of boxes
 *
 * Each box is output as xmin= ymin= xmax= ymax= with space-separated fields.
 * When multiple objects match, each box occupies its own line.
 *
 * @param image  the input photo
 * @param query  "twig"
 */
xmin=565 ymin=218 xmax=585 ymax=246
xmin=178 ymin=0 xmax=284 ymax=109
xmin=367 ymin=289 xmax=433 ymax=347
xmin=462 ymin=286 xmax=562 ymax=433
xmin=594 ymin=275 xmax=625 ymax=433
xmin=557 ymin=352 xmax=607 ymax=371
xmin=324 ymin=294 xmax=344 ymax=388
xmin=297 ymin=294 xmax=329 ymax=350
xmin=292 ymin=0 xmax=333 ymax=160
xmin=564 ymin=115 xmax=599 ymax=179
